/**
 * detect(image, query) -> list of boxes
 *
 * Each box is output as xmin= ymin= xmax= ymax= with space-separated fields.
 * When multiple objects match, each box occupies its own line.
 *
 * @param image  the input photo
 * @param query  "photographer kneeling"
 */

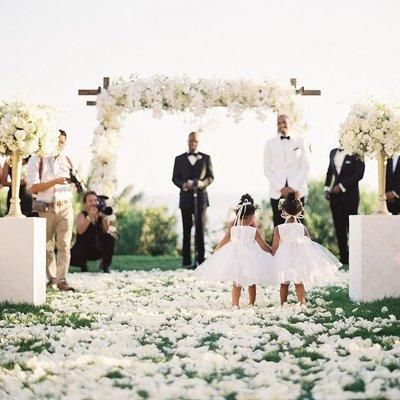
xmin=70 ymin=191 xmax=115 ymax=273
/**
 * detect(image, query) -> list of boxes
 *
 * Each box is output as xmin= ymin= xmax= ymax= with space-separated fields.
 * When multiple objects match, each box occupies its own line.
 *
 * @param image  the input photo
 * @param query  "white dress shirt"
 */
xmin=279 ymin=134 xmax=292 ymax=163
xmin=324 ymin=149 xmax=347 ymax=192
xmin=392 ymin=155 xmax=399 ymax=198
xmin=185 ymin=151 xmax=205 ymax=189
xmin=27 ymin=153 xmax=73 ymax=202
xmin=392 ymin=155 xmax=399 ymax=173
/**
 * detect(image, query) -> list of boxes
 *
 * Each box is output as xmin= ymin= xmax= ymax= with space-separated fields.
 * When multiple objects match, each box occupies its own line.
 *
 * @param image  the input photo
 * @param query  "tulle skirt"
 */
xmin=274 ymin=238 xmax=341 ymax=285
xmin=195 ymin=242 xmax=277 ymax=287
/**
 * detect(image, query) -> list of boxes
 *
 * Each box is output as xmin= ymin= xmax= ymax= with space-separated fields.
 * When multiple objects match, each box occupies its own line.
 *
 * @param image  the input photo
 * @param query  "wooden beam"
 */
xmin=301 ymin=89 xmax=321 ymax=96
xmin=290 ymin=78 xmax=321 ymax=96
xmin=103 ymin=77 xmax=110 ymax=89
xmin=296 ymin=87 xmax=321 ymax=96
xmin=78 ymin=88 xmax=101 ymax=96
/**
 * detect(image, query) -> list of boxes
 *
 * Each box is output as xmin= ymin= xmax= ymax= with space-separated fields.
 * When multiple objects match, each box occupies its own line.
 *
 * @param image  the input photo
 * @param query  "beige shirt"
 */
xmin=27 ymin=153 xmax=73 ymax=202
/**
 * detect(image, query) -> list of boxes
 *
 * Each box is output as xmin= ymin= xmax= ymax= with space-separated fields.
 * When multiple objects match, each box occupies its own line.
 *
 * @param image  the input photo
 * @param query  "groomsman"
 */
xmin=264 ymin=114 xmax=310 ymax=226
xmin=324 ymin=147 xmax=365 ymax=264
xmin=385 ymin=154 xmax=400 ymax=214
xmin=172 ymin=132 xmax=214 ymax=268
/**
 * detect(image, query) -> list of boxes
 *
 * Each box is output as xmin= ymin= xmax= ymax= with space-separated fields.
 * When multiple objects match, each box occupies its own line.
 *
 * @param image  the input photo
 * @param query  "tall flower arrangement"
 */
xmin=0 ymin=101 xmax=59 ymax=158
xmin=90 ymin=76 xmax=305 ymax=198
xmin=339 ymin=98 xmax=400 ymax=214
xmin=0 ymin=101 xmax=60 ymax=217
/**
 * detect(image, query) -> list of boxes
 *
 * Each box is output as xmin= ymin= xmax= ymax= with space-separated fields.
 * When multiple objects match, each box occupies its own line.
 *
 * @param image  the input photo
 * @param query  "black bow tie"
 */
xmin=280 ymin=136 xmax=290 ymax=140
xmin=188 ymin=152 xmax=198 ymax=156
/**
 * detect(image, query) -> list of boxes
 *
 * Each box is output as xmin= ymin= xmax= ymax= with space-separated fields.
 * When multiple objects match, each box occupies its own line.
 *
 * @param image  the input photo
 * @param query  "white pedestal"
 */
xmin=0 ymin=217 xmax=46 ymax=305
xmin=349 ymin=215 xmax=400 ymax=301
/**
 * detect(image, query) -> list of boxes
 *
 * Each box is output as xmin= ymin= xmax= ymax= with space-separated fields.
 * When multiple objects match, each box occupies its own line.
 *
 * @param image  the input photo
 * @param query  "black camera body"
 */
xmin=97 ymin=195 xmax=113 ymax=216
xmin=69 ymin=169 xmax=87 ymax=193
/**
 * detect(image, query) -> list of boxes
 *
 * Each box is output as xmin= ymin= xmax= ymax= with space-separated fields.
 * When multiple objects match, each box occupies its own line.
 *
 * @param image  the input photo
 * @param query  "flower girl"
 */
xmin=272 ymin=191 xmax=341 ymax=305
xmin=195 ymin=194 xmax=276 ymax=308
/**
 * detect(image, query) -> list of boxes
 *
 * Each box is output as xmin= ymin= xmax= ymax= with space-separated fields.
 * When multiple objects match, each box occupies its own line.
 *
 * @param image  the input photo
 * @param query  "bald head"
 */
xmin=188 ymin=132 xmax=199 ymax=152
xmin=277 ymin=115 xmax=289 ymax=136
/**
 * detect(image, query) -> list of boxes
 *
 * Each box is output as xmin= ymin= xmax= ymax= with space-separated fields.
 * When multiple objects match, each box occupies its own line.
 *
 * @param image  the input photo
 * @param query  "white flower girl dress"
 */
xmin=274 ymin=222 xmax=341 ymax=285
xmin=195 ymin=224 xmax=276 ymax=287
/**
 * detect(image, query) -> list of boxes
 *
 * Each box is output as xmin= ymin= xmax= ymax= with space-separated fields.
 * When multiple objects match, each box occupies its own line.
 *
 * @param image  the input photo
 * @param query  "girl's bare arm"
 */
xmin=271 ymin=227 xmax=280 ymax=255
xmin=255 ymin=230 xmax=272 ymax=253
xmin=214 ymin=230 xmax=231 ymax=252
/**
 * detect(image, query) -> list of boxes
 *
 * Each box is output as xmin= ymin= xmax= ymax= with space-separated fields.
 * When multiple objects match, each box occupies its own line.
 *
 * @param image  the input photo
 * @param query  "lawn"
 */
xmin=0 ymin=261 xmax=399 ymax=399
xmin=69 ymin=255 xmax=182 ymax=273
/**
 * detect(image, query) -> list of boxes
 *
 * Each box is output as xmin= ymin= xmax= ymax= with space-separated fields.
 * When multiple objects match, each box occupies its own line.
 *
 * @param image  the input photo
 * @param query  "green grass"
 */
xmin=310 ymin=286 xmax=400 ymax=323
xmin=69 ymin=255 xmax=181 ymax=273
xmin=343 ymin=378 xmax=365 ymax=393
xmin=0 ymin=302 xmax=51 ymax=317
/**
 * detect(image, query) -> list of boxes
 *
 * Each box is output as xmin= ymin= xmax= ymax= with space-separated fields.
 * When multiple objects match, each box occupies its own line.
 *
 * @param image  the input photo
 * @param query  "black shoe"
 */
xmin=190 ymin=262 xmax=198 ymax=270
xmin=340 ymin=258 xmax=349 ymax=265
xmin=81 ymin=264 xmax=88 ymax=272
xmin=100 ymin=261 xmax=111 ymax=273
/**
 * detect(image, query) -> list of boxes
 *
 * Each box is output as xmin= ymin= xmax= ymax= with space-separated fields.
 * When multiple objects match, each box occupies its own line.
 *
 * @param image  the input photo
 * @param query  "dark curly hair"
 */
xmin=235 ymin=193 xmax=257 ymax=220
xmin=281 ymin=190 xmax=303 ymax=216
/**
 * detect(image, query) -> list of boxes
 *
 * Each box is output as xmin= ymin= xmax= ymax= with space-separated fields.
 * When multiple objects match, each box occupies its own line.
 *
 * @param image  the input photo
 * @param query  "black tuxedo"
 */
xmin=386 ymin=157 xmax=400 ymax=214
xmin=172 ymin=152 xmax=214 ymax=266
xmin=325 ymin=149 xmax=365 ymax=263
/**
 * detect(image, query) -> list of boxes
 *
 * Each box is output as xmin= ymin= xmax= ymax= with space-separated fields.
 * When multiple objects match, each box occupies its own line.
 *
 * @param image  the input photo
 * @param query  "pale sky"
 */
xmin=1 ymin=0 xmax=400 ymax=219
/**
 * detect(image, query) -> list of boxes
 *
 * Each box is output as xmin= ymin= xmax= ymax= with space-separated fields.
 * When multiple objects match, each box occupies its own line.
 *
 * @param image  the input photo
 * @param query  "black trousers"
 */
xmin=330 ymin=198 xmax=358 ymax=264
xmin=387 ymin=199 xmax=400 ymax=215
xmin=70 ymin=233 xmax=115 ymax=269
xmin=271 ymin=197 xmax=306 ymax=227
xmin=181 ymin=206 xmax=206 ymax=266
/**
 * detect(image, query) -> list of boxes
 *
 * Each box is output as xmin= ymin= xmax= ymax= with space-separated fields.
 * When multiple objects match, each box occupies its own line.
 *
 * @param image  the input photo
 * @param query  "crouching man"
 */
xmin=70 ymin=191 xmax=115 ymax=273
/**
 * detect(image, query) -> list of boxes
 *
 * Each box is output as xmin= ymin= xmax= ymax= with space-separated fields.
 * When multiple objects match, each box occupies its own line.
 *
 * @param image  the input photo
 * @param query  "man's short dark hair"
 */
xmin=83 ymin=191 xmax=97 ymax=203
xmin=59 ymin=129 xmax=67 ymax=138
xmin=188 ymin=131 xmax=197 ymax=138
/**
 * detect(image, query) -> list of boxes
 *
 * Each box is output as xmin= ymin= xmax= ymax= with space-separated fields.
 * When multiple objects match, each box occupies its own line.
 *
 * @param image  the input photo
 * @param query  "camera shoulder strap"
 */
xmin=65 ymin=156 xmax=73 ymax=169
xmin=39 ymin=158 xmax=43 ymax=180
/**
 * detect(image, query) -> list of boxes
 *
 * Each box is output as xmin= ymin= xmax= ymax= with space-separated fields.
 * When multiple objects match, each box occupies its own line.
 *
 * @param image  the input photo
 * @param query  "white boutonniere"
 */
xmin=196 ymin=154 xmax=202 ymax=160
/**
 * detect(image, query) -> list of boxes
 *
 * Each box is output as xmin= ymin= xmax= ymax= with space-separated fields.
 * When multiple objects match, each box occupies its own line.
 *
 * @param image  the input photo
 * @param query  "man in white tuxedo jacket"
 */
xmin=263 ymin=115 xmax=310 ymax=226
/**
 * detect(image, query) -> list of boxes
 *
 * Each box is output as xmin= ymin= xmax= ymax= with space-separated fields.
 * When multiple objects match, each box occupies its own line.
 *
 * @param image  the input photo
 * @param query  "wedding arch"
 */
xmin=79 ymin=76 xmax=321 ymax=198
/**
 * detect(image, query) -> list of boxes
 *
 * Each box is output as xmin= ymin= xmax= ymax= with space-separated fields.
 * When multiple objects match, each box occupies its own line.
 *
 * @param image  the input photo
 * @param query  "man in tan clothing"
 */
xmin=27 ymin=131 xmax=75 ymax=291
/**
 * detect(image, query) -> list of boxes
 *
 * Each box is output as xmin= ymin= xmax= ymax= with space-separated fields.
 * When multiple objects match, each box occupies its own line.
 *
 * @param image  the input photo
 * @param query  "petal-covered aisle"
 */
xmin=0 ymin=270 xmax=399 ymax=400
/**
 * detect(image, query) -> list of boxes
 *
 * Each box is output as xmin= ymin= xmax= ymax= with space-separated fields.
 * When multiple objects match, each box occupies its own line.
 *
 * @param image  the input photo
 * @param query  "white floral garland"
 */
xmin=89 ymin=76 xmax=305 ymax=197
xmin=0 ymin=101 xmax=59 ymax=158
xmin=339 ymin=98 xmax=400 ymax=159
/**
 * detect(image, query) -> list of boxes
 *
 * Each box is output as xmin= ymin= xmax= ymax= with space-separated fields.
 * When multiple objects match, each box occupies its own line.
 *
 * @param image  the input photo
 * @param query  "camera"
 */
xmin=97 ymin=195 xmax=113 ymax=216
xmin=69 ymin=168 xmax=87 ymax=193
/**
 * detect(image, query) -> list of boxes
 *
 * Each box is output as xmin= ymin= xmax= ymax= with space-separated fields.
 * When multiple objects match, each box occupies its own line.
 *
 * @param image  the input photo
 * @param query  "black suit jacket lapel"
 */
xmin=387 ymin=158 xmax=394 ymax=179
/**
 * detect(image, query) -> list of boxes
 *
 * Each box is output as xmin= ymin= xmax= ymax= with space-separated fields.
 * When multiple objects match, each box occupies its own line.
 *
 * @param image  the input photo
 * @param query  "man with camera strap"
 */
xmin=27 ymin=130 xmax=75 ymax=291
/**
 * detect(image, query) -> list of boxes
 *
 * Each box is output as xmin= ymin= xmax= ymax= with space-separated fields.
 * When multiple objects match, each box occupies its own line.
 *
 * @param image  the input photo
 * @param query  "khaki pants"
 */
xmin=39 ymin=202 xmax=73 ymax=283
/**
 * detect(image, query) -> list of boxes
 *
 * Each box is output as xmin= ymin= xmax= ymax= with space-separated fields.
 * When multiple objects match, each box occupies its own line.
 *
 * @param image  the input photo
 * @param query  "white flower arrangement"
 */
xmin=90 ymin=76 xmax=305 ymax=198
xmin=339 ymin=99 xmax=400 ymax=159
xmin=0 ymin=101 xmax=60 ymax=158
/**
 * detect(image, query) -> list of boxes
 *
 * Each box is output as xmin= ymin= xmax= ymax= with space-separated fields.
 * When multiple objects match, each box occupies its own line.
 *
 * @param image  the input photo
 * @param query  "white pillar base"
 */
xmin=349 ymin=215 xmax=400 ymax=301
xmin=0 ymin=217 xmax=46 ymax=305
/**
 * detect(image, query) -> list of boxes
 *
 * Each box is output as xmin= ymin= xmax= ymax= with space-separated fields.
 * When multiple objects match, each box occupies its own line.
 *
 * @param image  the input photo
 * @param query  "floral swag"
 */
xmin=89 ymin=76 xmax=305 ymax=197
